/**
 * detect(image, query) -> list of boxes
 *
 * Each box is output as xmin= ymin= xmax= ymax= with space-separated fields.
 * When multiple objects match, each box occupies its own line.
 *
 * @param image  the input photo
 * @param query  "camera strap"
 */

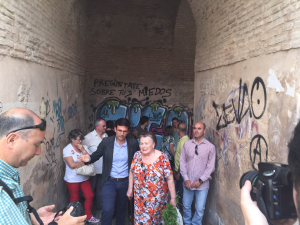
xmin=0 ymin=178 xmax=44 ymax=225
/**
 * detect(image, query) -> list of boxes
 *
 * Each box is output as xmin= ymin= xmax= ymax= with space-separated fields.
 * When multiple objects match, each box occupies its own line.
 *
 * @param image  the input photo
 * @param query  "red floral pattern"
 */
xmin=131 ymin=151 xmax=172 ymax=225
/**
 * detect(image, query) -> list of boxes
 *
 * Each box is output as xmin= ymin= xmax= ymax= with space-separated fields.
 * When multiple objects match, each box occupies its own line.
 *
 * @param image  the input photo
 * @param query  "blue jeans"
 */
xmin=101 ymin=178 xmax=128 ymax=225
xmin=183 ymin=185 xmax=209 ymax=225
xmin=175 ymin=175 xmax=183 ymax=211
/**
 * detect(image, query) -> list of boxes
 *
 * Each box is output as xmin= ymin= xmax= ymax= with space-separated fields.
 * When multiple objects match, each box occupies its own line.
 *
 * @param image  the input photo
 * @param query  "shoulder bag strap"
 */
xmin=0 ymin=178 xmax=44 ymax=225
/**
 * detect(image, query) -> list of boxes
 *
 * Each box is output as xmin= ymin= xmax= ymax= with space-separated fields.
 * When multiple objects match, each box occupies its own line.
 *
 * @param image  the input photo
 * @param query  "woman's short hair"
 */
xmin=140 ymin=131 xmax=157 ymax=148
xmin=163 ymin=125 xmax=174 ymax=137
xmin=68 ymin=129 xmax=84 ymax=143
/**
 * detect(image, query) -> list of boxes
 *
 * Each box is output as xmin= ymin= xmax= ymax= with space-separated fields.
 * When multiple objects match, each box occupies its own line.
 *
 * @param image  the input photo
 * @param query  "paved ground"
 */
xmin=85 ymin=202 xmax=132 ymax=225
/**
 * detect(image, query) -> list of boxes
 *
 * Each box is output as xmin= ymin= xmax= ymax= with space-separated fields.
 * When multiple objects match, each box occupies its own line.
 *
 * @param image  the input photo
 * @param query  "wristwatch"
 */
xmin=199 ymin=178 xmax=203 ymax=184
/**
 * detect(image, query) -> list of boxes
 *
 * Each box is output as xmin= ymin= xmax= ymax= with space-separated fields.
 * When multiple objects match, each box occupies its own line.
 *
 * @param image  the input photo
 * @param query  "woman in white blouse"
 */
xmin=63 ymin=129 xmax=99 ymax=223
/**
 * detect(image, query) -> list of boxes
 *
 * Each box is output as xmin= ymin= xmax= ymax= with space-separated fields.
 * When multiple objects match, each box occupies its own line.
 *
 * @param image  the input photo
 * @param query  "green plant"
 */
xmin=162 ymin=203 xmax=178 ymax=225
xmin=162 ymin=193 xmax=180 ymax=225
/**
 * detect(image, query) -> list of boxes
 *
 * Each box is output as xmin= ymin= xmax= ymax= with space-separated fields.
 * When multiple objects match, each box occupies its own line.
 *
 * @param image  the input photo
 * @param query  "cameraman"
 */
xmin=241 ymin=122 xmax=300 ymax=225
xmin=0 ymin=108 xmax=86 ymax=225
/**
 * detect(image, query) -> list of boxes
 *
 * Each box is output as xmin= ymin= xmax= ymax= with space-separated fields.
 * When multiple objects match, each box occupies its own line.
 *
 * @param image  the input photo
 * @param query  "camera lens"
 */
xmin=239 ymin=170 xmax=259 ymax=189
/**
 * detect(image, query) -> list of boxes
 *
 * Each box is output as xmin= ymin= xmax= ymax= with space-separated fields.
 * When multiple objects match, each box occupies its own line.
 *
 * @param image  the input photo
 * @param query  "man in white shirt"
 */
xmin=82 ymin=119 xmax=108 ymax=210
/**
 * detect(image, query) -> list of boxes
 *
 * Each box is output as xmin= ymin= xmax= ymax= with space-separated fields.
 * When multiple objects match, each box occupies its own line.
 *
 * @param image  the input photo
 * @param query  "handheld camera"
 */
xmin=240 ymin=162 xmax=297 ymax=221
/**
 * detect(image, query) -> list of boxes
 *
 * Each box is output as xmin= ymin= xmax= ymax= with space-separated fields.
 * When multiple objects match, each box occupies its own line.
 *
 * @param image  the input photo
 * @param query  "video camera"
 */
xmin=240 ymin=162 xmax=297 ymax=222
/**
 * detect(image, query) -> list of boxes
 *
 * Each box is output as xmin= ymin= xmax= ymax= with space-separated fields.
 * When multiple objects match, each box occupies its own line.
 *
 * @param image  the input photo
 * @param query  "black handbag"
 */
xmin=49 ymin=201 xmax=85 ymax=224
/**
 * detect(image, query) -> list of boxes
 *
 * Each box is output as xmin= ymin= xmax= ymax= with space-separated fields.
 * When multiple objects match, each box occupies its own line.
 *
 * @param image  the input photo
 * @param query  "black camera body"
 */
xmin=63 ymin=201 xmax=85 ymax=217
xmin=240 ymin=162 xmax=297 ymax=221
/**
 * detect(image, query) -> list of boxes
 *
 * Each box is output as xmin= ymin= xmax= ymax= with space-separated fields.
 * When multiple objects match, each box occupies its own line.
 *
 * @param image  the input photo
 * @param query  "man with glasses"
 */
xmin=78 ymin=118 xmax=139 ymax=225
xmin=0 ymin=108 xmax=86 ymax=225
xmin=180 ymin=122 xmax=216 ymax=225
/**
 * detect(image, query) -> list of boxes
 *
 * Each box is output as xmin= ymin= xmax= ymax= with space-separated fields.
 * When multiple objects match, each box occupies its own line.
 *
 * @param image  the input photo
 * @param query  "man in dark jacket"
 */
xmin=79 ymin=118 xmax=139 ymax=225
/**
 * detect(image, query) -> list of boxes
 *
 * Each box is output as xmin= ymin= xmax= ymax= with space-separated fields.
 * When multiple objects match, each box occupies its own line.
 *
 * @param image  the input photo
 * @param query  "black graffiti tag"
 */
xmin=212 ymin=102 xmax=235 ymax=130
xmin=212 ymin=77 xmax=267 ymax=130
xmin=232 ymin=79 xmax=252 ymax=124
xmin=251 ymin=77 xmax=267 ymax=119
xmin=250 ymin=134 xmax=268 ymax=170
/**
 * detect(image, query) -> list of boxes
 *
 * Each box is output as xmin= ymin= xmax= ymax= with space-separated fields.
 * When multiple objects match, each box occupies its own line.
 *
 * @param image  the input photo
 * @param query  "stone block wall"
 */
xmin=0 ymin=0 xmax=86 ymax=210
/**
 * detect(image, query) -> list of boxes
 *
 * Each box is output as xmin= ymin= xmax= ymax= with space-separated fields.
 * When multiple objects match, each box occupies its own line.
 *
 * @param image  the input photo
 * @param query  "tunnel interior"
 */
xmin=1 ymin=0 xmax=300 ymax=224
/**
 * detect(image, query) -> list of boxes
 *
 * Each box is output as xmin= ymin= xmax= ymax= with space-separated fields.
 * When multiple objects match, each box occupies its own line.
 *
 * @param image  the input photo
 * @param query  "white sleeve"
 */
xmin=83 ymin=145 xmax=92 ymax=155
xmin=81 ymin=135 xmax=89 ymax=147
xmin=63 ymin=145 xmax=72 ymax=158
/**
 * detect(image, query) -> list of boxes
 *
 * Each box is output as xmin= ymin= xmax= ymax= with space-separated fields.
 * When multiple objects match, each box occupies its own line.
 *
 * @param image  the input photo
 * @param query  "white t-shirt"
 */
xmin=63 ymin=143 xmax=89 ymax=183
xmin=82 ymin=130 xmax=108 ymax=174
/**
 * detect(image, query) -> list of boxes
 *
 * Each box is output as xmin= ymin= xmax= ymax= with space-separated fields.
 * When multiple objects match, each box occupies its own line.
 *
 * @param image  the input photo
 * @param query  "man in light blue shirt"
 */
xmin=110 ymin=138 xmax=129 ymax=178
xmin=79 ymin=118 xmax=139 ymax=225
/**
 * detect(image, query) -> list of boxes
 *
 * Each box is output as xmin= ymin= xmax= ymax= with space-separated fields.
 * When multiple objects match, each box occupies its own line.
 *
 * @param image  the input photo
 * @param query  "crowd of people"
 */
xmin=1 ymin=108 xmax=300 ymax=225
xmin=0 ymin=108 xmax=216 ymax=225
xmin=69 ymin=116 xmax=215 ymax=225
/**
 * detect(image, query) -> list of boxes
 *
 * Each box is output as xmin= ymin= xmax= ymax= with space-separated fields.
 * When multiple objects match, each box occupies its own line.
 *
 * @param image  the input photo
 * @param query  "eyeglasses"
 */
xmin=6 ymin=119 xmax=47 ymax=137
xmin=195 ymin=145 xmax=198 ymax=155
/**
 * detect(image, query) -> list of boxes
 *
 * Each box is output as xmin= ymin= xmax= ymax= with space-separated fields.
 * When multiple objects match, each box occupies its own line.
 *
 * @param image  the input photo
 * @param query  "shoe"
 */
xmin=87 ymin=216 xmax=100 ymax=223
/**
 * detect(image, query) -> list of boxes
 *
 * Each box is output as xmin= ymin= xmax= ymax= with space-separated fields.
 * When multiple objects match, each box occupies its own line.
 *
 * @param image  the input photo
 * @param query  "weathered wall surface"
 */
xmin=190 ymin=0 xmax=300 ymax=224
xmin=0 ymin=0 xmax=86 ymax=210
xmin=85 ymin=0 xmax=196 ymax=148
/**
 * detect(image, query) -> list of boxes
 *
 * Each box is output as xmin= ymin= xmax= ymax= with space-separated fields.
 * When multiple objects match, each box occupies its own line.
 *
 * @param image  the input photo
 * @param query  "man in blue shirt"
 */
xmin=0 ymin=108 xmax=86 ymax=225
xmin=79 ymin=118 xmax=139 ymax=225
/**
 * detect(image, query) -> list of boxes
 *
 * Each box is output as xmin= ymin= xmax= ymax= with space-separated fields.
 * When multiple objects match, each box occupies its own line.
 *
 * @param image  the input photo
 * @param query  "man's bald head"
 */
xmin=0 ymin=108 xmax=41 ymax=140
xmin=194 ymin=122 xmax=206 ymax=130
xmin=178 ymin=123 xmax=187 ymax=132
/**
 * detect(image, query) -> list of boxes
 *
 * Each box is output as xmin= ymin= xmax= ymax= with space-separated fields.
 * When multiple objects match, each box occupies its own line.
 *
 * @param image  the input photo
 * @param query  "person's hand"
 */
xmin=241 ymin=180 xmax=268 ymax=225
xmin=127 ymin=188 xmax=133 ymax=200
xmin=32 ymin=205 xmax=62 ymax=225
xmin=78 ymin=154 xmax=91 ymax=163
xmin=191 ymin=180 xmax=201 ymax=189
xmin=57 ymin=206 xmax=87 ymax=225
xmin=170 ymin=198 xmax=176 ymax=208
xmin=75 ymin=143 xmax=84 ymax=151
xmin=175 ymin=171 xmax=180 ymax=181
xmin=184 ymin=180 xmax=191 ymax=189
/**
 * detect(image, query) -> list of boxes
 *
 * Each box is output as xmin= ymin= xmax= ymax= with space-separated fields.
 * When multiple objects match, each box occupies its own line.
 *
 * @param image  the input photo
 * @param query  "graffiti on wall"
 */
xmin=68 ymin=100 xmax=77 ymax=119
xmin=195 ymin=77 xmax=268 ymax=181
xmin=39 ymin=95 xmax=68 ymax=186
xmin=91 ymin=98 xmax=192 ymax=149
xmin=90 ymin=79 xmax=172 ymax=101
xmin=212 ymin=77 xmax=267 ymax=130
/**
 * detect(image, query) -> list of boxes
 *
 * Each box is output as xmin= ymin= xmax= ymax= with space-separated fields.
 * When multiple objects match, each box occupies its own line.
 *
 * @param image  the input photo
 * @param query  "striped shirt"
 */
xmin=0 ymin=160 xmax=32 ymax=225
xmin=180 ymin=138 xmax=216 ymax=190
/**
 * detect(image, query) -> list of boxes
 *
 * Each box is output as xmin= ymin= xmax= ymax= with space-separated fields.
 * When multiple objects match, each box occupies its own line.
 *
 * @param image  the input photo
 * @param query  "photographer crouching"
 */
xmin=240 ymin=121 xmax=300 ymax=225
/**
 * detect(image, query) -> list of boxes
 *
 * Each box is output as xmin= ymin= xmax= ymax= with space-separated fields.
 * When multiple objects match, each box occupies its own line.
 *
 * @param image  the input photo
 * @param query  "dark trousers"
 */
xmin=101 ymin=177 xmax=128 ymax=225
xmin=176 ymin=174 xmax=184 ymax=211
xmin=90 ymin=174 xmax=103 ymax=209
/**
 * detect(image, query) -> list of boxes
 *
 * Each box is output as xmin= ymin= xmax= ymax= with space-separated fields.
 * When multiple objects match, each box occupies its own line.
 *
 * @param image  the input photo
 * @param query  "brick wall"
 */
xmin=188 ymin=0 xmax=300 ymax=72
xmin=0 ymin=0 xmax=86 ymax=75
xmin=84 ymin=0 xmax=196 ymax=136
xmin=86 ymin=0 xmax=192 ymax=81
xmin=190 ymin=0 xmax=300 ymax=224
xmin=0 ymin=0 xmax=87 ymax=210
